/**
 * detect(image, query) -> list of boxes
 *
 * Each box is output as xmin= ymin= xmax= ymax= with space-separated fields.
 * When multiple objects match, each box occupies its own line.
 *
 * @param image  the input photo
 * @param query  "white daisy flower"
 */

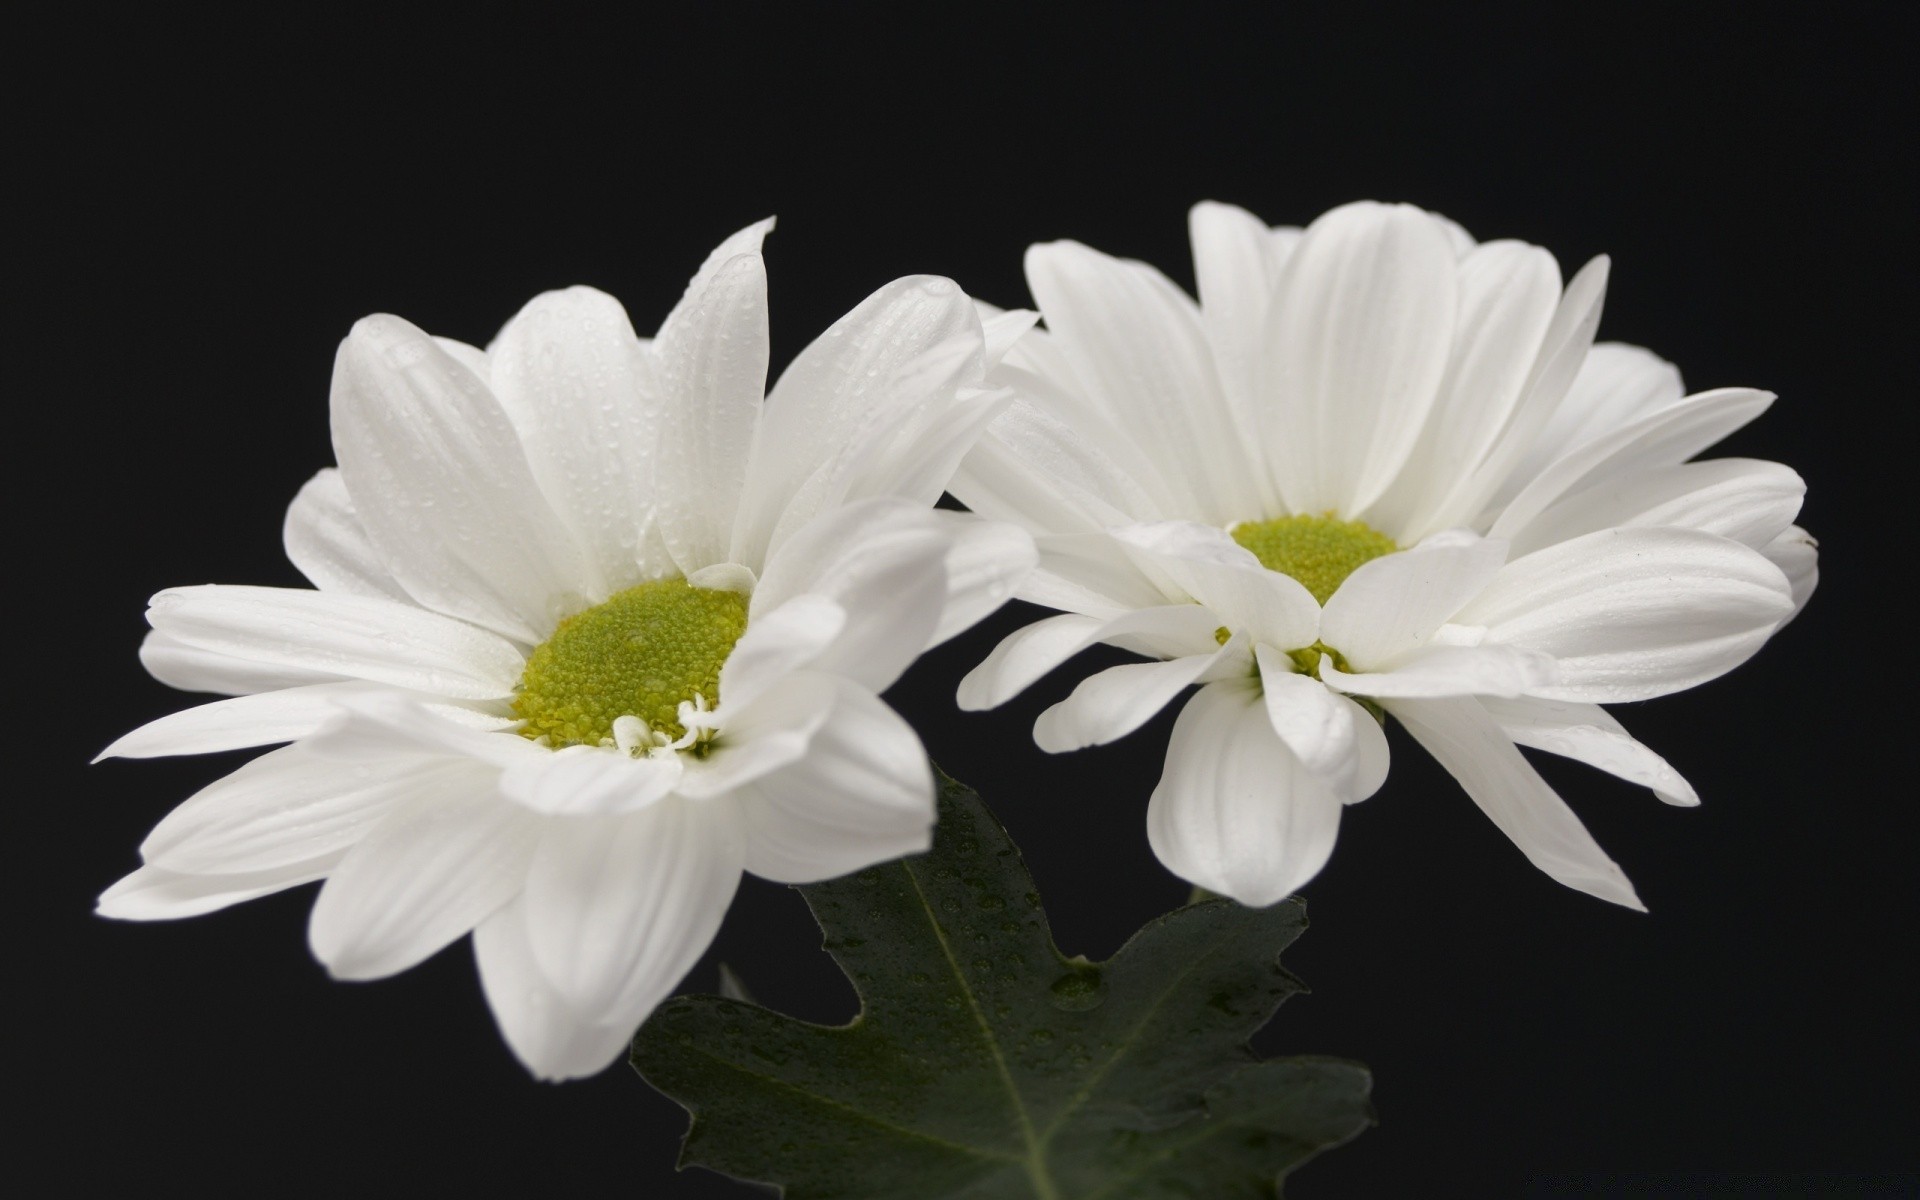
xmin=953 ymin=200 xmax=1813 ymax=911
xmin=97 ymin=219 xmax=1037 ymax=1080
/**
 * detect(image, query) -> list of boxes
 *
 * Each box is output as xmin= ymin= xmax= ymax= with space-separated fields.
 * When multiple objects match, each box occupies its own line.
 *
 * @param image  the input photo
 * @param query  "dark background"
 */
xmin=16 ymin=3 xmax=1913 ymax=1194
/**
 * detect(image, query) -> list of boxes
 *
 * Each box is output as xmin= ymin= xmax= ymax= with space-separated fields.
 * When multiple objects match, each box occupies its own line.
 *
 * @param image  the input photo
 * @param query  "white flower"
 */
xmin=97 ymin=219 xmax=1037 ymax=1080
xmin=953 ymin=200 xmax=1814 ymax=910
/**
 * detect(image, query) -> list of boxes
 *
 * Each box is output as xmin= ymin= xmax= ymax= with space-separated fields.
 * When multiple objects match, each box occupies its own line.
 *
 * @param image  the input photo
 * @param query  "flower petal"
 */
xmin=1026 ymin=238 xmax=1260 ymax=522
xmin=1019 ymin=532 xmax=1183 ymax=620
xmin=140 ymin=744 xmax=472 ymax=874
xmin=1480 ymin=696 xmax=1698 ymax=806
xmin=1425 ymin=256 xmax=1613 ymax=532
xmin=147 ymin=585 xmax=524 ymax=700
xmin=1319 ymin=535 xmax=1508 ymax=669
xmin=330 ymin=313 xmax=589 ymax=642
xmin=1389 ymin=696 xmax=1643 ymax=909
xmin=1262 ymin=201 xmax=1459 ymax=515
xmin=679 ymin=669 xmax=839 ymax=801
xmin=139 ymin=630 xmax=344 ymax=696
xmin=96 ymin=681 xmax=377 ymax=761
xmin=1456 ymin=527 xmax=1794 ymax=701
xmin=1521 ymin=341 xmax=1686 ymax=481
xmin=952 ymin=393 xmax=1161 ymax=538
xmin=1320 ymin=643 xmax=1559 ymax=699
xmin=733 ymin=679 xmax=935 ymax=883
xmin=716 ymin=593 xmax=847 ymax=716
xmin=283 ymin=469 xmax=409 ymax=600
xmin=1033 ymin=637 xmax=1239 ymax=753
xmin=1507 ymin=458 xmax=1805 ymax=559
xmin=498 ymin=745 xmax=684 ymax=817
xmin=520 ymin=797 xmax=744 ymax=1021
xmin=473 ymin=895 xmax=635 ymax=1081
xmin=1112 ymin=521 xmax=1320 ymax=650
xmin=1145 ymin=679 xmax=1345 ymax=908
xmin=97 ymin=858 xmax=339 ymax=921
xmin=1490 ymin=388 xmax=1776 ymax=541
xmin=1254 ymin=648 xmax=1370 ymax=797
xmin=732 ymin=276 xmax=977 ymax=569
xmin=925 ymin=510 xmax=1037 ymax=647
xmin=487 ymin=286 xmax=665 ymax=595
xmin=308 ymin=789 xmax=542 ymax=980
xmin=956 ymin=604 xmax=1224 ymax=710
xmin=1189 ymin=201 xmax=1287 ymax=441
xmin=650 ymin=221 xmax=775 ymax=573
xmin=1361 ymin=240 xmax=1562 ymax=540
xmin=749 ymin=498 xmax=949 ymax=694
xmin=1759 ymin=525 xmax=1819 ymax=621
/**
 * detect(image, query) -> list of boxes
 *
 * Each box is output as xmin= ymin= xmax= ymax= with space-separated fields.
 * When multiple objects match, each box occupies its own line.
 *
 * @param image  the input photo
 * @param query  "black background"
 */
xmin=17 ymin=3 xmax=1914 ymax=1194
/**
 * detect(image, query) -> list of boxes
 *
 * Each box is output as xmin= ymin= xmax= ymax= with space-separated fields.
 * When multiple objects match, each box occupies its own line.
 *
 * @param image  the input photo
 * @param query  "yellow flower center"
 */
xmin=513 ymin=578 xmax=748 ymax=749
xmin=1229 ymin=512 xmax=1398 ymax=605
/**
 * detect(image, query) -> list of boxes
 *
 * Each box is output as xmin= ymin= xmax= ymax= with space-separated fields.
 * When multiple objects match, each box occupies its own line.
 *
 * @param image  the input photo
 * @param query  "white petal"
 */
xmin=147 ymin=585 xmax=523 ymax=700
xmin=96 ymin=681 xmax=376 ymax=761
xmin=716 ymin=593 xmax=846 ymax=716
xmin=679 ymin=669 xmax=839 ymax=801
xmin=951 ymin=393 xmax=1161 ymax=538
xmin=1321 ymin=643 xmax=1559 ymax=699
xmin=1145 ymin=679 xmax=1345 ymax=907
xmin=1457 ymin=526 xmax=1794 ymax=701
xmin=978 ymin=306 xmax=1039 ymax=369
xmin=1189 ymin=201 xmax=1287 ymax=438
xmin=925 ymin=510 xmax=1036 ymax=647
xmin=499 ymin=746 xmax=683 ymax=817
xmin=1490 ymin=388 xmax=1776 ymax=541
xmin=1112 ymin=521 xmax=1320 ymax=650
xmin=1033 ymin=639 xmax=1236 ymax=753
xmin=521 ymin=797 xmax=743 ymax=1020
xmin=1481 ymin=696 xmax=1698 ymax=805
xmin=749 ymin=499 xmax=948 ymax=694
xmin=650 ymin=222 xmax=775 ymax=573
xmin=97 ymin=858 xmax=337 ymax=921
xmin=302 ymin=690 xmax=539 ymax=770
xmin=1319 ymin=535 xmax=1508 ymax=669
xmin=1027 ymin=239 xmax=1260 ymax=522
xmin=487 ymin=286 xmax=663 ymax=595
xmin=1522 ymin=341 xmax=1686 ymax=480
xmin=849 ymin=380 xmax=1018 ymax=514
xmin=1018 ymin=532 xmax=1182 ymax=620
xmin=283 ymin=469 xmax=409 ymax=600
xmin=309 ymin=788 xmax=541 ymax=980
xmin=139 ymin=630 xmax=343 ymax=696
xmin=1347 ymin=703 xmax=1391 ymax=804
xmin=1253 ymin=648 xmax=1372 ymax=798
xmin=1389 ymin=697 xmax=1643 ymax=909
xmin=1426 ymin=256 xmax=1613 ymax=532
xmin=732 ymin=276 xmax=977 ymax=569
xmin=734 ymin=680 xmax=934 ymax=883
xmin=1508 ymin=458 xmax=1805 ymax=558
xmin=1361 ymin=241 xmax=1561 ymax=539
xmin=141 ymin=744 xmax=473 ymax=874
xmin=1262 ymin=202 xmax=1458 ymax=515
xmin=956 ymin=604 xmax=1224 ymax=711
xmin=474 ymin=895 xmax=634 ymax=1081
xmin=1760 ymin=525 xmax=1819 ymax=621
xmin=329 ymin=314 xmax=589 ymax=642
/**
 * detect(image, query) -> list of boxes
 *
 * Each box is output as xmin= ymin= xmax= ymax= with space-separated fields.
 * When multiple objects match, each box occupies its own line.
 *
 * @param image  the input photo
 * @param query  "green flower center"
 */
xmin=513 ymin=578 xmax=749 ymax=749
xmin=1229 ymin=512 xmax=1399 ymax=605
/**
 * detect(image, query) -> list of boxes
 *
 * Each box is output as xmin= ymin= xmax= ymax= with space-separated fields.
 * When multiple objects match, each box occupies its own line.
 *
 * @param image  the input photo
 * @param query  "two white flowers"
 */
xmin=99 ymin=202 xmax=1815 ymax=1079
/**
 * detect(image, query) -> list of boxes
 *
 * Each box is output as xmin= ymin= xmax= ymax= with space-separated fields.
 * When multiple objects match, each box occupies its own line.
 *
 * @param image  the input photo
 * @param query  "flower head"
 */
xmin=954 ymin=200 xmax=1813 ymax=909
xmin=98 ymin=220 xmax=1036 ymax=1079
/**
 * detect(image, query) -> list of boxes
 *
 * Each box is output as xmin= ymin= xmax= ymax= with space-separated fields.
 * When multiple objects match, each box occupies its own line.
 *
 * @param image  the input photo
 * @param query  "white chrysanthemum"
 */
xmin=97 ymin=219 xmax=1037 ymax=1080
xmin=953 ymin=200 xmax=1815 ymax=910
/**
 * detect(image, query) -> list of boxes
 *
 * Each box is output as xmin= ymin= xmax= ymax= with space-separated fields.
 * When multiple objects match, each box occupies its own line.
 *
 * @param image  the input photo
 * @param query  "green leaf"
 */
xmin=632 ymin=773 xmax=1372 ymax=1198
